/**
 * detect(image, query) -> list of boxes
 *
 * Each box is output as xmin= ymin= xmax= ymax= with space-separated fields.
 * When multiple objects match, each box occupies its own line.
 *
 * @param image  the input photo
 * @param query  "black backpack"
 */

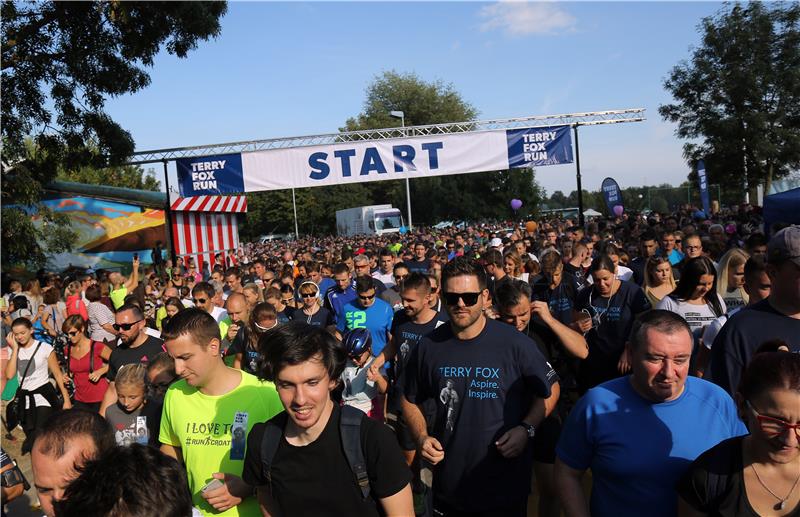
xmin=260 ymin=405 xmax=371 ymax=499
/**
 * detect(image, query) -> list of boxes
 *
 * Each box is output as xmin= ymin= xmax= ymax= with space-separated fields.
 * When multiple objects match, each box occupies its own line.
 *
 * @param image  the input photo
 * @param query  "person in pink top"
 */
xmin=63 ymin=315 xmax=111 ymax=413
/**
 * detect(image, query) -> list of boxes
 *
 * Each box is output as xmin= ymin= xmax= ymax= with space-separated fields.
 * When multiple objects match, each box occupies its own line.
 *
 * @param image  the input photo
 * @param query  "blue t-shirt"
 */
xmin=336 ymin=298 xmax=394 ymax=358
xmin=556 ymin=376 xmax=747 ymax=517
xmin=325 ymin=286 xmax=356 ymax=325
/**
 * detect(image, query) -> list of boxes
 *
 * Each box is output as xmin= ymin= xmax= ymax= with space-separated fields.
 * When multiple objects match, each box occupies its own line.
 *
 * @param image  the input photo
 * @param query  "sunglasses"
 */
xmin=281 ymin=298 xmax=294 ymax=304
xmin=358 ymin=293 xmax=376 ymax=301
xmin=301 ymin=292 xmax=318 ymax=298
xmin=443 ymin=292 xmax=482 ymax=307
xmin=113 ymin=319 xmax=143 ymax=331
xmin=192 ymin=298 xmax=207 ymax=304
xmin=394 ymin=274 xmax=409 ymax=281
xmin=747 ymin=401 xmax=800 ymax=438
xmin=67 ymin=331 xmax=81 ymax=337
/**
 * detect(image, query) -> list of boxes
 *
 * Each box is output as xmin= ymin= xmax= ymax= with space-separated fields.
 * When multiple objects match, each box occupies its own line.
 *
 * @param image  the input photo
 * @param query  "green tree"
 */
xmin=2 ymin=1 xmax=226 ymax=268
xmin=659 ymin=2 xmax=800 ymax=201
xmin=58 ymin=163 xmax=161 ymax=192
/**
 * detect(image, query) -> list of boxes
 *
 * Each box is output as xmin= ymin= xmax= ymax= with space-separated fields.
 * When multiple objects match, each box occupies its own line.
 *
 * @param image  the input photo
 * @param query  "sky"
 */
xmin=104 ymin=1 xmax=725 ymax=198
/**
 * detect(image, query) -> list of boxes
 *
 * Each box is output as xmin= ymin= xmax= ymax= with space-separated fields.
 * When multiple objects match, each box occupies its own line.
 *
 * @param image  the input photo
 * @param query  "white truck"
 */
xmin=335 ymin=205 xmax=405 ymax=237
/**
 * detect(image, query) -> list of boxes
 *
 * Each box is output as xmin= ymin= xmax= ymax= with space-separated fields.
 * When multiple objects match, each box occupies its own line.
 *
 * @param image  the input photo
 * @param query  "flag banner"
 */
xmin=697 ymin=159 xmax=711 ymax=216
xmin=177 ymin=126 xmax=573 ymax=196
xmin=601 ymin=177 xmax=623 ymax=215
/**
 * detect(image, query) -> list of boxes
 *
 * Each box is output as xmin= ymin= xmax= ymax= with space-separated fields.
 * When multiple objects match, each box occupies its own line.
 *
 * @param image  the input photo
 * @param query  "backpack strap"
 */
xmin=340 ymin=405 xmax=370 ymax=499
xmin=260 ymin=412 xmax=289 ymax=494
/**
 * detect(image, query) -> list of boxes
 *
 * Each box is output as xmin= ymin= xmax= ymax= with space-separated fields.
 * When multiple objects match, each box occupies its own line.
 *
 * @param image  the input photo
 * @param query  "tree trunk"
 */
xmin=765 ymin=162 xmax=773 ymax=196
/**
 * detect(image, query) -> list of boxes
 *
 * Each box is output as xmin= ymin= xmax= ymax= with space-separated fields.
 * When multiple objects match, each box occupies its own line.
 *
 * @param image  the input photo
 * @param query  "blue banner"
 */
xmin=601 ymin=177 xmax=623 ymax=215
xmin=697 ymin=159 xmax=710 ymax=216
xmin=506 ymin=126 xmax=573 ymax=168
xmin=177 ymin=153 xmax=245 ymax=196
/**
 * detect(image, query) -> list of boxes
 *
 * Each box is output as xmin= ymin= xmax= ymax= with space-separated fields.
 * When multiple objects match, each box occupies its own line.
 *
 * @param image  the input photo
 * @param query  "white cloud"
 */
xmin=479 ymin=1 xmax=576 ymax=36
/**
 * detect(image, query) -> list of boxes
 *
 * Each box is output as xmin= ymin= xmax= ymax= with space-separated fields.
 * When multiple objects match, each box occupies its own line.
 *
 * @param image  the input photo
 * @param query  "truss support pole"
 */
xmin=291 ymin=188 xmax=300 ymax=239
xmin=574 ymin=125 xmax=584 ymax=228
xmin=162 ymin=160 xmax=178 ymax=264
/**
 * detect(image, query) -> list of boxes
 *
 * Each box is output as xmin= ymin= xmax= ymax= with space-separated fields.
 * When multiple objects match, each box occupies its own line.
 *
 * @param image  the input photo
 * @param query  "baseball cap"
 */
xmin=489 ymin=237 xmax=502 ymax=248
xmin=767 ymin=226 xmax=800 ymax=266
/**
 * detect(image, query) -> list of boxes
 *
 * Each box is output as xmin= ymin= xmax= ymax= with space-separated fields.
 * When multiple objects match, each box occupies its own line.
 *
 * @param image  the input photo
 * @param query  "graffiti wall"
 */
xmin=34 ymin=196 xmax=166 ymax=271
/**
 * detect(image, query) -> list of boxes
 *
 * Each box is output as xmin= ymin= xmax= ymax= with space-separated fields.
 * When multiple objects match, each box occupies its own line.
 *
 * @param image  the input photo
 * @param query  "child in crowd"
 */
xmin=340 ymin=328 xmax=387 ymax=421
xmin=104 ymin=363 xmax=155 ymax=447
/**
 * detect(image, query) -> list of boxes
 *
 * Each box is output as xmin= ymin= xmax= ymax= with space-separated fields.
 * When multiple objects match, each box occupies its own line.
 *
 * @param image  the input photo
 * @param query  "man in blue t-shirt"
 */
xmin=554 ymin=310 xmax=746 ymax=517
xmin=325 ymin=263 xmax=356 ymax=326
xmin=336 ymin=276 xmax=393 ymax=358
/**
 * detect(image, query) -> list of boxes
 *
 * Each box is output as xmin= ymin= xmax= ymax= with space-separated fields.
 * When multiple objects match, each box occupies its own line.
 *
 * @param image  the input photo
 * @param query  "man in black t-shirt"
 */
xmin=242 ymin=323 xmax=412 ymax=517
xmin=99 ymin=303 xmax=164 ymax=416
xmin=708 ymin=226 xmax=800 ymax=394
xmin=406 ymin=241 xmax=431 ymax=274
xmin=401 ymin=257 xmax=556 ymax=516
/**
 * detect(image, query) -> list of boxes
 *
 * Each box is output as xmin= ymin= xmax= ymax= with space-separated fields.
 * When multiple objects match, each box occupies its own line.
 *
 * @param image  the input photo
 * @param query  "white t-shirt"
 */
xmin=372 ymin=270 xmax=395 ymax=288
xmin=210 ymin=306 xmax=228 ymax=323
xmin=16 ymin=341 xmax=54 ymax=408
xmin=702 ymin=306 xmax=743 ymax=350
xmin=340 ymin=357 xmax=379 ymax=414
xmin=656 ymin=295 xmax=727 ymax=336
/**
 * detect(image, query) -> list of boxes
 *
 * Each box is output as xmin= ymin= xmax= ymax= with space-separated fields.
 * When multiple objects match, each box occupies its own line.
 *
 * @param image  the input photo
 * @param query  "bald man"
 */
xmin=222 ymin=293 xmax=250 ymax=363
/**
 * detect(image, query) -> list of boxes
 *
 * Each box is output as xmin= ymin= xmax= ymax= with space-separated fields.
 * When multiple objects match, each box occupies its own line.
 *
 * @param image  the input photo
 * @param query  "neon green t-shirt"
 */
xmin=109 ymin=287 xmax=127 ymax=310
xmin=159 ymin=370 xmax=284 ymax=516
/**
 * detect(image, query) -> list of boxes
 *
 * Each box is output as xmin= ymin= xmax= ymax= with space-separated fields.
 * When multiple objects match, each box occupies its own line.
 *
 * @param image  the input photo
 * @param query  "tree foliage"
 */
xmin=241 ymin=71 xmax=543 ymax=237
xmin=659 ymin=2 xmax=800 ymax=201
xmin=1 ymin=1 xmax=226 ymax=268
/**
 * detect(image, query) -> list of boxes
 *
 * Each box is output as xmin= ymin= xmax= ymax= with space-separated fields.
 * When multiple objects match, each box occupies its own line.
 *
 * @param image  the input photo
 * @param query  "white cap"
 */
xmin=489 ymin=238 xmax=502 ymax=248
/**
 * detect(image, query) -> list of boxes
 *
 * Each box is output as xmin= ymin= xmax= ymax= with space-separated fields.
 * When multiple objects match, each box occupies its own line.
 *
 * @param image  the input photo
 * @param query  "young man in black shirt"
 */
xmin=242 ymin=323 xmax=412 ymax=516
xmin=401 ymin=257 xmax=556 ymax=517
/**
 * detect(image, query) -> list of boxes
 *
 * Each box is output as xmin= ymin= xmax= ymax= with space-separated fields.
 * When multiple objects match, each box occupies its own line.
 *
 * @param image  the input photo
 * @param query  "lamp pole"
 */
xmin=390 ymin=110 xmax=412 ymax=231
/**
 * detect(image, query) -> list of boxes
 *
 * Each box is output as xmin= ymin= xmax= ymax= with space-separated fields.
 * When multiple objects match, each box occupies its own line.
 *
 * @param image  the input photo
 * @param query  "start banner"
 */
xmin=176 ymin=125 xmax=573 ymax=196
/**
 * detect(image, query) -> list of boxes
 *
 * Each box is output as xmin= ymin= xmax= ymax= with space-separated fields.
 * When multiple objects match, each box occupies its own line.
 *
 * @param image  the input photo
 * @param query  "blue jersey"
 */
xmin=556 ymin=376 xmax=747 ymax=517
xmin=336 ymin=298 xmax=394 ymax=357
xmin=325 ymin=286 xmax=356 ymax=325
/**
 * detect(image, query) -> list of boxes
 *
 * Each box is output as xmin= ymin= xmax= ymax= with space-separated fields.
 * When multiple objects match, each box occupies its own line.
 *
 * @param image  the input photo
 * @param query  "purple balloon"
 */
xmin=510 ymin=199 xmax=523 ymax=211
xmin=613 ymin=205 xmax=624 ymax=217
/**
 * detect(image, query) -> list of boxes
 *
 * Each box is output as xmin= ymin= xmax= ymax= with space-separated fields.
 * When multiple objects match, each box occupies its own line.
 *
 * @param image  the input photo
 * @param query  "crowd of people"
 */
xmin=1 ymin=204 xmax=798 ymax=517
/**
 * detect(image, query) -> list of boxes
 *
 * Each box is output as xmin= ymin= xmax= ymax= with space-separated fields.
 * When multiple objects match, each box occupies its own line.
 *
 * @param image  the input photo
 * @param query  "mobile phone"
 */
xmin=133 ymin=253 xmax=139 ymax=261
xmin=201 ymin=479 xmax=224 ymax=493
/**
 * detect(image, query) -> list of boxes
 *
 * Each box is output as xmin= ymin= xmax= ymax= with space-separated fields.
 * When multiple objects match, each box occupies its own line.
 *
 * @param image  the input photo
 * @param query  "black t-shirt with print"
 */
xmin=402 ymin=318 xmax=556 ymax=511
xmin=107 ymin=335 xmax=164 ymax=381
xmin=574 ymin=280 xmax=650 ymax=359
xmin=242 ymin=404 xmax=410 ymax=517
xmin=293 ymin=306 xmax=335 ymax=328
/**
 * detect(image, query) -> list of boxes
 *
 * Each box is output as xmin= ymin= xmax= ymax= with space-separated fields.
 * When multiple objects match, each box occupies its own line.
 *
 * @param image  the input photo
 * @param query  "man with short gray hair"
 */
xmin=555 ymin=310 xmax=746 ymax=517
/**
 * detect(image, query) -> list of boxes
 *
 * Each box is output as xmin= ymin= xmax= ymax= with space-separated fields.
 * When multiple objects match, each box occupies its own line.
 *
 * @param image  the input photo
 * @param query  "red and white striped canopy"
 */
xmin=170 ymin=195 xmax=247 ymax=213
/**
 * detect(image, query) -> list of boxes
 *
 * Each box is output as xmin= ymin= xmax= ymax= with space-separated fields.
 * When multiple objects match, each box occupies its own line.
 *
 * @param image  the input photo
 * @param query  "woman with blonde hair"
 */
xmin=643 ymin=256 xmax=676 ymax=307
xmin=242 ymin=283 xmax=263 ymax=310
xmin=503 ymin=249 xmax=530 ymax=283
xmin=716 ymin=248 xmax=750 ymax=311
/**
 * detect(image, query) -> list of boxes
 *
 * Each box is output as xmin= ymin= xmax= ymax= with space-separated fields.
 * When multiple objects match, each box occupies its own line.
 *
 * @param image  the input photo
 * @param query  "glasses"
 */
xmin=443 ymin=292 xmax=482 ymax=307
xmin=192 ymin=298 xmax=207 ymax=304
xmin=113 ymin=320 xmax=143 ymax=331
xmin=394 ymin=274 xmax=409 ymax=281
xmin=358 ymin=293 xmax=376 ymax=301
xmin=67 ymin=331 xmax=81 ymax=337
xmin=747 ymin=401 xmax=800 ymax=438
xmin=301 ymin=292 xmax=318 ymax=298
xmin=281 ymin=298 xmax=294 ymax=304
xmin=675 ymin=239 xmax=682 ymax=244
xmin=685 ymin=245 xmax=702 ymax=251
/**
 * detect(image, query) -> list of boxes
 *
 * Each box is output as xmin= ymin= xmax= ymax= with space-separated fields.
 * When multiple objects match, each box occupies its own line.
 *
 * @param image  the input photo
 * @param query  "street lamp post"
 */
xmin=390 ymin=110 xmax=412 ymax=231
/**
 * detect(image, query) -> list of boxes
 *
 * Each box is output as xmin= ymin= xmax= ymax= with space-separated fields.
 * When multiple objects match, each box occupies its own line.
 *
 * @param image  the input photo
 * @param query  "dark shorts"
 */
xmin=531 ymin=415 xmax=561 ymax=464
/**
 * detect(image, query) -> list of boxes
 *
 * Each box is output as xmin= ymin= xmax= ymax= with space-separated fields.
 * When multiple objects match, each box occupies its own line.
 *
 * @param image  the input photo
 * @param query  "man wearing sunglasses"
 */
xmin=555 ymin=310 xmax=746 ymax=517
xmin=336 ymin=276 xmax=393 ymax=364
xmin=401 ymin=257 xmax=555 ymax=517
xmin=99 ymin=303 xmax=165 ymax=416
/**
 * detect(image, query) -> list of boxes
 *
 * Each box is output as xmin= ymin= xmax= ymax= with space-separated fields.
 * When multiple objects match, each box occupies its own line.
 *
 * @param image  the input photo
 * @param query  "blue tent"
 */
xmin=763 ymin=187 xmax=800 ymax=235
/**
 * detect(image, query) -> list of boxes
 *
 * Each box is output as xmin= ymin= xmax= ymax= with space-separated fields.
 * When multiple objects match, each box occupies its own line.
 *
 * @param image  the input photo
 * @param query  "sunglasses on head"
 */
xmin=113 ymin=319 xmax=143 ymax=331
xmin=443 ymin=292 xmax=482 ymax=307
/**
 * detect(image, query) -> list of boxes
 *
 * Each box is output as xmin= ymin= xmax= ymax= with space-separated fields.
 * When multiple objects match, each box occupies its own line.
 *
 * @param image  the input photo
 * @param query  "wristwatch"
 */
xmin=520 ymin=422 xmax=536 ymax=439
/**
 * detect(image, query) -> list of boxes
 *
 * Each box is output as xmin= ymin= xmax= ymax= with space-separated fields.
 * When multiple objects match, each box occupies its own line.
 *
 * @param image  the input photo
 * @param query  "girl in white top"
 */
xmin=4 ymin=317 xmax=72 ymax=453
xmin=503 ymin=249 xmax=530 ymax=284
xmin=716 ymin=248 xmax=749 ymax=312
